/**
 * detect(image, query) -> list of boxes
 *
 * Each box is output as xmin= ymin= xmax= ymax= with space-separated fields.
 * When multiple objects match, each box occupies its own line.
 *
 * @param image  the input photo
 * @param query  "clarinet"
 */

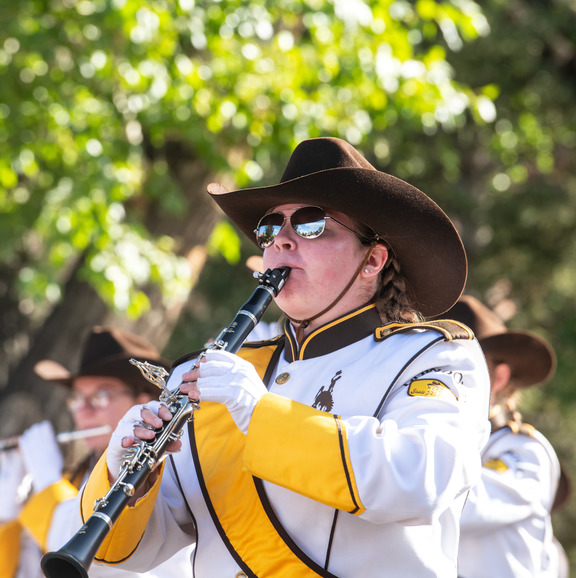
xmin=41 ymin=267 xmax=290 ymax=578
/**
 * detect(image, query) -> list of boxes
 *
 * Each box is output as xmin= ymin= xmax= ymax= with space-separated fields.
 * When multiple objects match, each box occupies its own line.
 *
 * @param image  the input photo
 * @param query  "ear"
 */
xmin=361 ymin=244 xmax=388 ymax=277
xmin=491 ymin=363 xmax=511 ymax=394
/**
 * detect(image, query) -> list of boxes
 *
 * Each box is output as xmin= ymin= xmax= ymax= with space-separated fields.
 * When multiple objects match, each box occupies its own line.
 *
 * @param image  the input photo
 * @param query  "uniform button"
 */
xmin=275 ymin=372 xmax=290 ymax=385
xmin=235 ymin=573 xmax=248 ymax=578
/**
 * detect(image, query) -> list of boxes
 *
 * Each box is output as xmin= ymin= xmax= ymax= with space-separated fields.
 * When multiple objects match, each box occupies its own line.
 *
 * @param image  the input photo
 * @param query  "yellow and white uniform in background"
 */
xmin=0 ymin=440 xmax=194 ymax=577
xmin=458 ymin=420 xmax=561 ymax=578
xmin=78 ymin=305 xmax=491 ymax=578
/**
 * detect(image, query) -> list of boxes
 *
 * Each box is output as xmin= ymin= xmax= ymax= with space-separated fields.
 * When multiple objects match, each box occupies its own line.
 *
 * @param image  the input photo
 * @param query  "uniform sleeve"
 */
xmin=77 ymin=452 xmax=195 ymax=571
xmin=460 ymin=431 xmax=560 ymax=533
xmin=78 ymin=452 xmax=163 ymax=564
xmin=244 ymin=338 xmax=491 ymax=525
xmin=0 ymin=520 xmax=21 ymax=577
xmin=18 ymin=479 xmax=78 ymax=550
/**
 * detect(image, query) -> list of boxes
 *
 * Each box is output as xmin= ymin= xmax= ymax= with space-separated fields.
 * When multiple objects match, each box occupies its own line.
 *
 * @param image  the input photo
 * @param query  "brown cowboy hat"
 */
xmin=207 ymin=137 xmax=467 ymax=317
xmin=442 ymin=295 xmax=556 ymax=388
xmin=34 ymin=326 xmax=170 ymax=397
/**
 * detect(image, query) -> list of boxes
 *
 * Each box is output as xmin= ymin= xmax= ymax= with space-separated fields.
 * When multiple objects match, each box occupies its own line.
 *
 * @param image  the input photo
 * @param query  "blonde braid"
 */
xmin=374 ymin=253 xmax=421 ymax=324
xmin=353 ymin=221 xmax=421 ymax=324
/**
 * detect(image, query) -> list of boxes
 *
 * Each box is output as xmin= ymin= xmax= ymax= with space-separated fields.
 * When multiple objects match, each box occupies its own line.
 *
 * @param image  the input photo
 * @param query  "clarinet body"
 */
xmin=41 ymin=267 xmax=290 ymax=578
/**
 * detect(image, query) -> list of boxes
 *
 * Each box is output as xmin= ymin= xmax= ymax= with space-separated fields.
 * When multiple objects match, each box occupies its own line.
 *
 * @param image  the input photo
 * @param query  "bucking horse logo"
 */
xmin=312 ymin=370 xmax=342 ymax=412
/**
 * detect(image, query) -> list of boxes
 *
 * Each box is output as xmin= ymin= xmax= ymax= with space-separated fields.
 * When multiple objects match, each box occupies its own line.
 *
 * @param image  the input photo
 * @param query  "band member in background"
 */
xmin=0 ymin=326 xmax=193 ymax=577
xmin=77 ymin=137 xmax=491 ymax=577
xmin=439 ymin=296 xmax=568 ymax=578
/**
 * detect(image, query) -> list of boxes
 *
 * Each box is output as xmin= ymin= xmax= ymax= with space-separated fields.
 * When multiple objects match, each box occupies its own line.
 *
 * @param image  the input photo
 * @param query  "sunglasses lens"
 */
xmin=291 ymin=206 xmax=326 ymax=239
xmin=255 ymin=206 xmax=328 ymax=248
xmin=256 ymin=213 xmax=284 ymax=248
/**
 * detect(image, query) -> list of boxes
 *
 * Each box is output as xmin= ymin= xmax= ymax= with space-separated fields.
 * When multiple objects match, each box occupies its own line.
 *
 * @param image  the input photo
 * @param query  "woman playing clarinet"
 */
xmin=77 ymin=137 xmax=491 ymax=577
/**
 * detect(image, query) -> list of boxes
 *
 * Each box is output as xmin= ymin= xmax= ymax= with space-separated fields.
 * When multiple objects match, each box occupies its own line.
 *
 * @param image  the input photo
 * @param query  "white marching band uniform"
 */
xmin=0 ymin=446 xmax=193 ymax=577
xmin=458 ymin=419 xmax=562 ymax=578
xmin=75 ymin=305 xmax=491 ymax=577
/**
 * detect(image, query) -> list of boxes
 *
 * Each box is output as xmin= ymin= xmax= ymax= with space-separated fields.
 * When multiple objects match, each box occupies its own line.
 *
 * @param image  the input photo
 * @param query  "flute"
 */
xmin=0 ymin=425 xmax=112 ymax=452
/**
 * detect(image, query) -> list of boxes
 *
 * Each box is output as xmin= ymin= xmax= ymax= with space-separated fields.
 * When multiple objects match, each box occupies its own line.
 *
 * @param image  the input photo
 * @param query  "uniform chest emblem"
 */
xmin=407 ymin=378 xmax=458 ymax=401
xmin=312 ymin=370 xmax=342 ymax=412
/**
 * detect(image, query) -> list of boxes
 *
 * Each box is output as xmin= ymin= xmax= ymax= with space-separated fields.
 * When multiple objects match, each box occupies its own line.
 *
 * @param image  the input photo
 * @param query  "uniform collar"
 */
xmin=283 ymin=303 xmax=381 ymax=362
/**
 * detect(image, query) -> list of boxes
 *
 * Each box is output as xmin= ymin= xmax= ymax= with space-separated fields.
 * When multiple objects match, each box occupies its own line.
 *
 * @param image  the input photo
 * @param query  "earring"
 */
xmin=364 ymin=268 xmax=372 ymax=273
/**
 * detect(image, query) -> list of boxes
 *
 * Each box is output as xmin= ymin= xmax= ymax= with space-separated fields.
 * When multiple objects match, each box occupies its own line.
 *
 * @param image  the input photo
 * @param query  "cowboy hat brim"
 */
xmin=34 ymin=354 xmax=171 ymax=395
xmin=208 ymin=167 xmax=466 ymax=317
xmin=480 ymin=330 xmax=556 ymax=388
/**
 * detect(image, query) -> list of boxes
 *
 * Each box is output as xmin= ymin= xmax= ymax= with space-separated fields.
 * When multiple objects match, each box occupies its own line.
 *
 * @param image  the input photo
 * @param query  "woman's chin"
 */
xmin=280 ymin=306 xmax=317 ymax=323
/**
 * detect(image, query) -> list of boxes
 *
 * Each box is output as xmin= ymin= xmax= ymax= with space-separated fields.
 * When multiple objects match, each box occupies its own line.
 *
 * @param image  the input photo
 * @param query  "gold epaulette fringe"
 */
xmin=376 ymin=320 xmax=475 ymax=342
xmin=507 ymin=420 xmax=536 ymax=437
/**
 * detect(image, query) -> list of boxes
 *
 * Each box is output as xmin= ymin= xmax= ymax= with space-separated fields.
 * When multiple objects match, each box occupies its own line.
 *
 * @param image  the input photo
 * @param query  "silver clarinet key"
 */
xmin=129 ymin=358 xmax=169 ymax=391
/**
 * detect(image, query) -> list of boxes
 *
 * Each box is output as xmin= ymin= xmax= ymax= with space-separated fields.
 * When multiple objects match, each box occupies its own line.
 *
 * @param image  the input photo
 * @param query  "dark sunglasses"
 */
xmin=254 ymin=205 xmax=377 ymax=249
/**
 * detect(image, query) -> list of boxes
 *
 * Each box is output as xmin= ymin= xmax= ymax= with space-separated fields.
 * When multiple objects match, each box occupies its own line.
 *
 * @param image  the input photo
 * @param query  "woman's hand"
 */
xmin=180 ymin=350 xmax=267 ymax=434
xmin=0 ymin=450 xmax=26 ymax=521
xmin=106 ymin=401 xmax=182 ymax=481
xmin=19 ymin=421 xmax=64 ymax=493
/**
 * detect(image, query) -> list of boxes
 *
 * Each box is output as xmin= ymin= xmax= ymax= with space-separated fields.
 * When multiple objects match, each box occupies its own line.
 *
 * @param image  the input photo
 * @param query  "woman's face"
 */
xmin=262 ymin=204 xmax=385 ymax=328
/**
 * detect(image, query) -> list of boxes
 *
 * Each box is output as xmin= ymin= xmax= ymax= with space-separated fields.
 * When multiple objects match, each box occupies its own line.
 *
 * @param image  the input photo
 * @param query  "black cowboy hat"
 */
xmin=442 ymin=296 xmax=556 ymax=388
xmin=34 ymin=326 xmax=170 ymax=397
xmin=207 ymin=137 xmax=466 ymax=317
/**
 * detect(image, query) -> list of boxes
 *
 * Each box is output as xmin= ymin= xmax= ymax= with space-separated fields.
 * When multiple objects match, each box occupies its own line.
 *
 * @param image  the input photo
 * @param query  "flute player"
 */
xmin=0 ymin=326 xmax=192 ymax=577
xmin=77 ymin=137 xmax=491 ymax=577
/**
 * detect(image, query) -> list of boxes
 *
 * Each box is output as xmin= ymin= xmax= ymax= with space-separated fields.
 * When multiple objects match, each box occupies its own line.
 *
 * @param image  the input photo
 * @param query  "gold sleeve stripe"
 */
xmin=335 ymin=416 xmax=361 ymax=514
xmin=80 ymin=453 xmax=110 ymax=523
xmin=0 ymin=520 xmax=22 ymax=576
xmin=19 ymin=479 xmax=78 ymax=550
xmin=80 ymin=452 xmax=165 ymax=565
xmin=245 ymin=393 xmax=365 ymax=515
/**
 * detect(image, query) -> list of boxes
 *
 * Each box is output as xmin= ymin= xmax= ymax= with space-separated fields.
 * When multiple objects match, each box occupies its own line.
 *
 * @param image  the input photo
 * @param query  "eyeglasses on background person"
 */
xmin=66 ymin=388 xmax=133 ymax=412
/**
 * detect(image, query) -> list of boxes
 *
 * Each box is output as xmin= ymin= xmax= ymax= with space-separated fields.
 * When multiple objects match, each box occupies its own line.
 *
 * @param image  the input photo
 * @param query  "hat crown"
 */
xmin=80 ymin=326 xmax=160 ymax=372
xmin=446 ymin=296 xmax=507 ymax=340
xmin=443 ymin=296 xmax=555 ymax=387
xmin=280 ymin=137 xmax=375 ymax=183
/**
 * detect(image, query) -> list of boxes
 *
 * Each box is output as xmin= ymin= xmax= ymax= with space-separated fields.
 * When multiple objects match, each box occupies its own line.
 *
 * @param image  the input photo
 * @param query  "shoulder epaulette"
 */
xmin=375 ymin=320 xmax=474 ymax=342
xmin=508 ymin=420 xmax=536 ymax=437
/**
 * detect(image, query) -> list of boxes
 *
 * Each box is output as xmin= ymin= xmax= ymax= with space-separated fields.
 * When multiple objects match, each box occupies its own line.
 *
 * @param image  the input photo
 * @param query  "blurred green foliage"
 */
xmin=1 ymin=0 xmax=576 ymax=569
xmin=0 ymin=0 xmax=491 ymax=316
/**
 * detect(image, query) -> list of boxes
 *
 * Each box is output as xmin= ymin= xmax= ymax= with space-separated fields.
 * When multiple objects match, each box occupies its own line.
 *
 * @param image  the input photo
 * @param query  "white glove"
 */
xmin=106 ymin=401 xmax=173 ymax=479
xmin=19 ymin=421 xmax=64 ymax=494
xmin=0 ymin=450 xmax=26 ymax=521
xmin=197 ymin=349 xmax=267 ymax=434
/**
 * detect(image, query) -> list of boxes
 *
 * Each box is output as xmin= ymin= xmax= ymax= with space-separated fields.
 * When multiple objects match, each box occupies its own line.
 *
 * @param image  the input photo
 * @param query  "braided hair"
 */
xmin=374 ymin=252 xmax=421 ymax=324
xmin=355 ymin=222 xmax=421 ymax=324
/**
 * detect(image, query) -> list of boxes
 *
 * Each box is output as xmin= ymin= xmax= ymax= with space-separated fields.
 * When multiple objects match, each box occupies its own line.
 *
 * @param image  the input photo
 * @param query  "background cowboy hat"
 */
xmin=442 ymin=295 xmax=556 ymax=388
xmin=34 ymin=326 xmax=170 ymax=397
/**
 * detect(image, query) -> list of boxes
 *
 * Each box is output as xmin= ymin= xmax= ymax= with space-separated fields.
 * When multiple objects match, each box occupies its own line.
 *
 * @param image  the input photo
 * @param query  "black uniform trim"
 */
xmin=253 ymin=478 xmax=340 ymax=578
xmin=284 ymin=304 xmax=382 ymax=362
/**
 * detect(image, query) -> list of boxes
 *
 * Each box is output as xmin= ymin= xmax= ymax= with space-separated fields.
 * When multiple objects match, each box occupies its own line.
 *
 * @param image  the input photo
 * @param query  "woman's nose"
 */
xmin=271 ymin=221 xmax=297 ymax=249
